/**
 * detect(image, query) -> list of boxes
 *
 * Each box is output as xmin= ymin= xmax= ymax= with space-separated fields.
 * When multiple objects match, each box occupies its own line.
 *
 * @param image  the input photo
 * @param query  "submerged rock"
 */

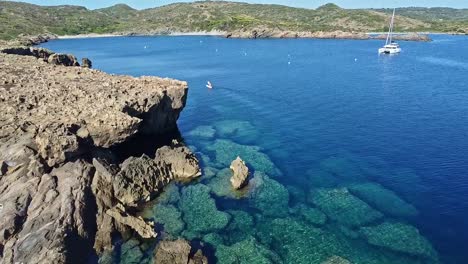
xmin=310 ymin=188 xmax=383 ymax=227
xmin=153 ymin=204 xmax=185 ymax=236
xmin=186 ymin=125 xmax=216 ymax=139
xmin=179 ymin=184 xmax=230 ymax=234
xmin=256 ymin=218 xmax=326 ymax=263
xmin=291 ymin=203 xmax=327 ymax=226
xmin=207 ymin=139 xmax=280 ymax=177
xmin=120 ymin=239 xmax=148 ymax=264
xmin=225 ymin=210 xmax=255 ymax=244
xmin=319 ymin=157 xmax=367 ymax=182
xmin=348 ymin=182 xmax=418 ymax=218
xmin=230 ymin=156 xmax=250 ymax=189
xmin=249 ymin=172 xmax=289 ymax=217
xmin=321 ymin=256 xmax=352 ymax=264
xmin=207 ymin=168 xmax=248 ymax=199
xmin=213 ymin=120 xmax=260 ymax=144
xmin=360 ymin=222 xmax=438 ymax=260
xmin=215 ymin=236 xmax=281 ymax=264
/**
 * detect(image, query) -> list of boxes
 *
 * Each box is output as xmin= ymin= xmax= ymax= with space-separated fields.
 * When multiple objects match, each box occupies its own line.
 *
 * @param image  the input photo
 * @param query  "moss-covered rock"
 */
xmin=224 ymin=210 xmax=255 ymax=244
xmin=309 ymin=188 xmax=383 ymax=227
xmin=213 ymin=120 xmax=260 ymax=144
xmin=203 ymin=166 xmax=218 ymax=179
xmin=291 ymin=203 xmax=327 ymax=226
xmin=153 ymin=204 xmax=185 ymax=236
xmin=207 ymin=168 xmax=248 ymax=199
xmin=319 ymin=156 xmax=367 ymax=182
xmin=186 ymin=125 xmax=216 ymax=139
xmin=119 ymin=239 xmax=148 ymax=264
xmin=256 ymin=218 xmax=327 ymax=263
xmin=206 ymin=139 xmax=280 ymax=176
xmin=360 ymin=222 xmax=438 ymax=260
xmin=306 ymin=168 xmax=339 ymax=188
xmin=156 ymin=184 xmax=180 ymax=205
xmin=348 ymin=182 xmax=418 ymax=218
xmin=179 ymin=184 xmax=230 ymax=235
xmin=202 ymin=233 xmax=225 ymax=247
xmin=249 ymin=172 xmax=289 ymax=217
xmin=215 ymin=236 xmax=281 ymax=264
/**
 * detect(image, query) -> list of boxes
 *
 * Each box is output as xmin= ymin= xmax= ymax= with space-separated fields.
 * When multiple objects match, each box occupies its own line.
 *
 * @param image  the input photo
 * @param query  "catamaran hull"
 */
xmin=378 ymin=48 xmax=401 ymax=54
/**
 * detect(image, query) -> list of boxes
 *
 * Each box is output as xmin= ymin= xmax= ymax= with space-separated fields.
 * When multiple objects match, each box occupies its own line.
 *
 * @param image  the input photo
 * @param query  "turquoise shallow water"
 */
xmin=41 ymin=35 xmax=468 ymax=264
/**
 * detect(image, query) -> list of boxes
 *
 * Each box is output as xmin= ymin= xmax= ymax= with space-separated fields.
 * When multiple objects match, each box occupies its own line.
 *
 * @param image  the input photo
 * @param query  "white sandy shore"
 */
xmin=57 ymin=33 xmax=124 ymax=39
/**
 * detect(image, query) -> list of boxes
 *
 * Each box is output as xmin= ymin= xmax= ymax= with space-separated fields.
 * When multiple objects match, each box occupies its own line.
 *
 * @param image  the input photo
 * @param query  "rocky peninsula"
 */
xmin=0 ymin=36 xmax=206 ymax=263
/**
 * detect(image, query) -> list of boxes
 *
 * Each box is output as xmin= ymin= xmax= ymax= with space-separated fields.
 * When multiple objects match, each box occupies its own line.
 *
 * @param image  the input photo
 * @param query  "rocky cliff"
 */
xmin=0 ymin=40 xmax=200 ymax=263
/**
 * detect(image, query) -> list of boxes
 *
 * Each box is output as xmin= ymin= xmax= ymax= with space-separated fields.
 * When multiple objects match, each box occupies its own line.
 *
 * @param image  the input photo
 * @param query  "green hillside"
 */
xmin=0 ymin=1 xmax=467 ymax=40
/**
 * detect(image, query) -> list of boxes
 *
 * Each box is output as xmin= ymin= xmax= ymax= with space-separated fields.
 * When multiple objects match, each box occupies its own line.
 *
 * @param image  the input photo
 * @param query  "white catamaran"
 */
xmin=378 ymin=8 xmax=401 ymax=54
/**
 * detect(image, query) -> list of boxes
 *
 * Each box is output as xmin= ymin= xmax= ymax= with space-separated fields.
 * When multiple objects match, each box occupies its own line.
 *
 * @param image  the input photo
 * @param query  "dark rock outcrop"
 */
xmin=230 ymin=156 xmax=249 ymax=189
xmin=82 ymin=57 xmax=92 ymax=68
xmin=153 ymin=239 xmax=208 ymax=264
xmin=48 ymin=53 xmax=80 ymax=66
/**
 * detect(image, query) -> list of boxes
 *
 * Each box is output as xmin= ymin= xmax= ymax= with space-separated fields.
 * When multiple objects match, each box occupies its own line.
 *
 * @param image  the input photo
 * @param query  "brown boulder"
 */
xmin=48 ymin=53 xmax=80 ymax=66
xmin=82 ymin=57 xmax=92 ymax=68
xmin=155 ymin=144 xmax=201 ymax=181
xmin=153 ymin=240 xmax=208 ymax=264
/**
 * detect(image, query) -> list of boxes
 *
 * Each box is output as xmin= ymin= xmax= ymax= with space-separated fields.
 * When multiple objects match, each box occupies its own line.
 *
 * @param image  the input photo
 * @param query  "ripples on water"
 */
xmin=41 ymin=35 xmax=468 ymax=264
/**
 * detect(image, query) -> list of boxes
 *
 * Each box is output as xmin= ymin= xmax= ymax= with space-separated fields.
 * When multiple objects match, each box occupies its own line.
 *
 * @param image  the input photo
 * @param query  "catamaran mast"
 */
xmin=386 ymin=8 xmax=396 ymax=45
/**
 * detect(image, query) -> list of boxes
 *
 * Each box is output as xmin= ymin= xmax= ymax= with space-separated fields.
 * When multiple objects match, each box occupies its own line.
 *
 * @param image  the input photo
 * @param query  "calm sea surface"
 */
xmin=41 ymin=35 xmax=468 ymax=264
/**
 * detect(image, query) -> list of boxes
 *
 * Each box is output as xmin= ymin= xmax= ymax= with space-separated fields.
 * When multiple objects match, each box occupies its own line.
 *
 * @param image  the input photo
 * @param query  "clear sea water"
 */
xmin=41 ymin=35 xmax=468 ymax=264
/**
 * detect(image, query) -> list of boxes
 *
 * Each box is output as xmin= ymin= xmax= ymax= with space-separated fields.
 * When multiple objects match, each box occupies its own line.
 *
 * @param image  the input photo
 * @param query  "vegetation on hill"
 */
xmin=373 ymin=7 xmax=468 ymax=33
xmin=0 ymin=1 xmax=467 ymax=40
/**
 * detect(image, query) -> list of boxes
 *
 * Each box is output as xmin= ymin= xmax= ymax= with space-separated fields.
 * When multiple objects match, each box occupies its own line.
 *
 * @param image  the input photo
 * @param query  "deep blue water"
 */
xmin=41 ymin=35 xmax=468 ymax=264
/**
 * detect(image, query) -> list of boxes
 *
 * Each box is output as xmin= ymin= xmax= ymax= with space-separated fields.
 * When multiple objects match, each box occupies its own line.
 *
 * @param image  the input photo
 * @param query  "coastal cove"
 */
xmin=38 ymin=35 xmax=468 ymax=264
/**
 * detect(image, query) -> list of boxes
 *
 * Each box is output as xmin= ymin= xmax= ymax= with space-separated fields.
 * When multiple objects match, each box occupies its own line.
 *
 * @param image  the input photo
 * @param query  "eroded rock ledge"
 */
xmin=0 ymin=43 xmax=198 ymax=264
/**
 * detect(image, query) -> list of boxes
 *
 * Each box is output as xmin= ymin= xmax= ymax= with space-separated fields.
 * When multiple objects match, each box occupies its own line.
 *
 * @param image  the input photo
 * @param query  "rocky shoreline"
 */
xmin=0 ymin=36 xmax=207 ymax=263
xmin=44 ymin=30 xmax=433 ymax=42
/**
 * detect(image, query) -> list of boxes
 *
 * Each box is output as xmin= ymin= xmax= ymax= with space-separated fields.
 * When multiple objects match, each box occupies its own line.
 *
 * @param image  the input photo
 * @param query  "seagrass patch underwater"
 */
xmin=41 ymin=35 xmax=468 ymax=264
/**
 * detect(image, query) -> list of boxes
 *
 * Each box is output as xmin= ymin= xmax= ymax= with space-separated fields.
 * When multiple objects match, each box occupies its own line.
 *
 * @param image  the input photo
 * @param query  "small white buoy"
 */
xmin=354 ymin=58 xmax=358 ymax=62
xmin=288 ymin=61 xmax=291 ymax=65
xmin=206 ymin=81 xmax=213 ymax=89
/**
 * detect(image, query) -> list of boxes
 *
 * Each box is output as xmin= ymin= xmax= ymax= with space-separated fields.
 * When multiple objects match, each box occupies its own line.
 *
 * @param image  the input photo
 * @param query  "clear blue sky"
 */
xmin=12 ymin=0 xmax=468 ymax=10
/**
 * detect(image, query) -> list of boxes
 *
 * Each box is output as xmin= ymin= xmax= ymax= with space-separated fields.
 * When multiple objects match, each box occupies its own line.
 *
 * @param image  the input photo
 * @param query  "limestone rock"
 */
xmin=114 ymin=155 xmax=171 ymax=205
xmin=155 ymin=144 xmax=201 ymax=181
xmin=1 ymin=161 xmax=96 ymax=264
xmin=153 ymin=239 xmax=207 ymax=264
xmin=106 ymin=203 xmax=157 ymax=239
xmin=0 ymin=51 xmax=188 ymax=166
xmin=48 ymin=53 xmax=80 ymax=66
xmin=230 ymin=156 xmax=250 ymax=189
xmin=82 ymin=57 xmax=92 ymax=68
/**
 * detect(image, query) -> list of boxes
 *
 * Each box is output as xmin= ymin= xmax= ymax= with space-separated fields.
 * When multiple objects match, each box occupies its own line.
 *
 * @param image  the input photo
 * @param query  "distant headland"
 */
xmin=0 ymin=1 xmax=467 ymax=41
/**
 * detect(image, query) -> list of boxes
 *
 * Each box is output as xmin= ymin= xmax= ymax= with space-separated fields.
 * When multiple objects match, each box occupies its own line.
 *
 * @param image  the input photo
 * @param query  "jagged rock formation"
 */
xmin=0 ymin=44 xmax=194 ymax=263
xmin=153 ymin=239 xmax=208 ymax=264
xmin=230 ymin=156 xmax=249 ymax=189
